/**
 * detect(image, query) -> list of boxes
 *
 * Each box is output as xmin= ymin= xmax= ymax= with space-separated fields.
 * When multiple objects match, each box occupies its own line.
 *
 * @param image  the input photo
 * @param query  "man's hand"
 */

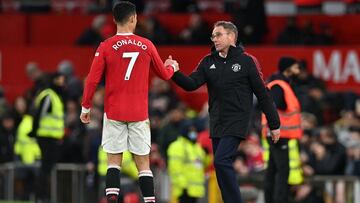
xmin=270 ymin=128 xmax=280 ymax=143
xmin=165 ymin=55 xmax=179 ymax=72
xmin=80 ymin=112 xmax=91 ymax=124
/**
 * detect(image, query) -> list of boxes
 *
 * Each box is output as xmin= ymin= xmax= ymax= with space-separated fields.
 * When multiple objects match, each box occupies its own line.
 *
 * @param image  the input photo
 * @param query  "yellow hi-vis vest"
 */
xmin=167 ymin=136 xmax=210 ymax=198
xmin=262 ymin=138 xmax=304 ymax=185
xmin=14 ymin=114 xmax=41 ymax=164
xmin=98 ymin=147 xmax=138 ymax=180
xmin=35 ymin=88 xmax=64 ymax=139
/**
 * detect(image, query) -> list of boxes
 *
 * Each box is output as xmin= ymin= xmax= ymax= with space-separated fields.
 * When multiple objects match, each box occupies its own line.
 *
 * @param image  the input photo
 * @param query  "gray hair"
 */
xmin=214 ymin=21 xmax=238 ymax=42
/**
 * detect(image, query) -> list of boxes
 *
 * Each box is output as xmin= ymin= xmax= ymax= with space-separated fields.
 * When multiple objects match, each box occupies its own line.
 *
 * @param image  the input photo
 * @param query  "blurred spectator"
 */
xmin=24 ymin=62 xmax=48 ymax=101
xmin=76 ymin=15 xmax=106 ymax=46
xmin=276 ymin=17 xmax=302 ymax=45
xmin=149 ymin=77 xmax=179 ymax=117
xmin=170 ymin=0 xmax=198 ymax=12
xmin=299 ymin=113 xmax=318 ymax=159
xmin=300 ymin=21 xmax=317 ymax=45
xmin=179 ymin=13 xmax=210 ymax=45
xmin=309 ymin=127 xmax=347 ymax=175
xmin=295 ymin=0 xmax=322 ymax=14
xmin=57 ymin=60 xmax=83 ymax=101
xmin=293 ymin=60 xmax=327 ymax=125
xmin=59 ymin=100 xmax=86 ymax=163
xmin=157 ymin=107 xmax=186 ymax=162
xmin=242 ymin=134 xmax=265 ymax=173
xmin=12 ymin=96 xmax=28 ymax=129
xmin=346 ymin=0 xmax=360 ymax=13
xmin=18 ymin=0 xmax=50 ymax=12
xmin=345 ymin=127 xmax=360 ymax=176
xmin=0 ymin=86 xmax=9 ymax=117
xmin=233 ymin=0 xmax=268 ymax=44
xmin=138 ymin=17 xmax=172 ymax=45
xmin=0 ymin=112 xmax=16 ymax=163
xmin=316 ymin=24 xmax=334 ymax=45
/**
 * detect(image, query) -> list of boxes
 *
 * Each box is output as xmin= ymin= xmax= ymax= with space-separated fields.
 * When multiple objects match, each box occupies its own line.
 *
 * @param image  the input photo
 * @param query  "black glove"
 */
xmin=28 ymin=131 xmax=36 ymax=138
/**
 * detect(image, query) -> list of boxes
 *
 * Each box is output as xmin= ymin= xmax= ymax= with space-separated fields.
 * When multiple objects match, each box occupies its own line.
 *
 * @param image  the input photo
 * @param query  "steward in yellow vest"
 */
xmin=167 ymin=122 xmax=210 ymax=203
xmin=261 ymin=57 xmax=303 ymax=203
xmin=15 ymin=114 xmax=41 ymax=164
xmin=29 ymin=72 xmax=66 ymax=202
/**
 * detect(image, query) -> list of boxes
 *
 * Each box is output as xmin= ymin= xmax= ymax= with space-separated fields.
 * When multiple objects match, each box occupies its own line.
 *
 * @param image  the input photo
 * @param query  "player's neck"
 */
xmin=116 ymin=24 xmax=134 ymax=34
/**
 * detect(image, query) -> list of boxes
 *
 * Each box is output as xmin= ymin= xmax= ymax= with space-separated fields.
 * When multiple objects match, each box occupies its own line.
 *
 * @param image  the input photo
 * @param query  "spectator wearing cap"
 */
xmin=57 ymin=60 xmax=83 ymax=101
xmin=29 ymin=72 xmax=66 ymax=202
xmin=262 ymin=56 xmax=303 ymax=203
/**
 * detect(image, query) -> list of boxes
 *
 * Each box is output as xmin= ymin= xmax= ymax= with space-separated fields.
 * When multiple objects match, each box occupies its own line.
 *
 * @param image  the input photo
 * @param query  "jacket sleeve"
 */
xmin=270 ymin=85 xmax=287 ymax=110
xmin=171 ymin=58 xmax=206 ymax=91
xmin=247 ymin=56 xmax=280 ymax=130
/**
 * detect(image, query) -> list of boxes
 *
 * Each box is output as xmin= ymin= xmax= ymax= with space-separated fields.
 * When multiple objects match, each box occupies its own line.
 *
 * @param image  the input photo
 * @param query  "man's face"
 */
xmin=211 ymin=26 xmax=234 ymax=52
xmin=288 ymin=63 xmax=300 ymax=77
xmin=54 ymin=75 xmax=66 ymax=87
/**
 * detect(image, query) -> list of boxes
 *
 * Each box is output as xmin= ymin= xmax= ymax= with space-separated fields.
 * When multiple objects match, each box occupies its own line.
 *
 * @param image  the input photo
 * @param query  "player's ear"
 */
xmin=129 ymin=14 xmax=136 ymax=24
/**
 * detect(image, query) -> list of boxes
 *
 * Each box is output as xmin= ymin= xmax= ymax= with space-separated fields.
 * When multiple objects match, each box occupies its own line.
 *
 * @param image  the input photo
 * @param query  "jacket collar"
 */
xmin=211 ymin=45 xmax=244 ymax=59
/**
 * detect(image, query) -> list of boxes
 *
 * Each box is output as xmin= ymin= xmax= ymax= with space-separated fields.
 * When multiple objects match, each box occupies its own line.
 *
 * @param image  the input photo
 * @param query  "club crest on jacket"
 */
xmin=232 ymin=63 xmax=241 ymax=72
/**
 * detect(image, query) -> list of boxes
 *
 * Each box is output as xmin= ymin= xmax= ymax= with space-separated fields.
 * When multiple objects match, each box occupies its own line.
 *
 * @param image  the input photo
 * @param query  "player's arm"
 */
xmin=149 ymin=41 xmax=175 ymax=80
xmin=171 ymin=58 xmax=206 ymax=91
xmin=80 ymin=43 xmax=106 ymax=124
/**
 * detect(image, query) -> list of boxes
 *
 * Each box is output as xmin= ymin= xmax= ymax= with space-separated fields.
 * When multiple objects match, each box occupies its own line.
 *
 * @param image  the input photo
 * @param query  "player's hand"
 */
xmin=172 ymin=60 xmax=179 ymax=72
xmin=164 ymin=55 xmax=174 ymax=66
xmin=80 ymin=112 xmax=91 ymax=124
xmin=270 ymin=128 xmax=280 ymax=143
xmin=165 ymin=55 xmax=179 ymax=72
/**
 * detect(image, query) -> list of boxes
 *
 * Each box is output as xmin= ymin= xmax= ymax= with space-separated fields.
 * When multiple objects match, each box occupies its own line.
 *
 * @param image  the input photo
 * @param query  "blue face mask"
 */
xmin=188 ymin=131 xmax=198 ymax=141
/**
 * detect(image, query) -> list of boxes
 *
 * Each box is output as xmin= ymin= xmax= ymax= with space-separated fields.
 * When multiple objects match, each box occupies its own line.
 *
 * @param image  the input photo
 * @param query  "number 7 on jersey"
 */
xmin=123 ymin=52 xmax=139 ymax=80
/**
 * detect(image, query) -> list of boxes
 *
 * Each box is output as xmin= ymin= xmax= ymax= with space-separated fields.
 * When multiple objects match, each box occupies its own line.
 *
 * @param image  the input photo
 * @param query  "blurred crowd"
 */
xmin=0 ymin=55 xmax=359 ymax=202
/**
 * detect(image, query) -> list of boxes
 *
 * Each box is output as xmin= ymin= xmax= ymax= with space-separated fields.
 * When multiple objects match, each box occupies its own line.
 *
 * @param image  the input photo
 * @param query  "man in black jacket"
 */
xmin=171 ymin=21 xmax=280 ymax=203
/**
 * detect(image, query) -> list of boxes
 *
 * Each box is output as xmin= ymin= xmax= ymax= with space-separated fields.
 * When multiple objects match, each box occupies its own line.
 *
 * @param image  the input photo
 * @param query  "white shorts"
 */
xmin=101 ymin=113 xmax=151 ymax=155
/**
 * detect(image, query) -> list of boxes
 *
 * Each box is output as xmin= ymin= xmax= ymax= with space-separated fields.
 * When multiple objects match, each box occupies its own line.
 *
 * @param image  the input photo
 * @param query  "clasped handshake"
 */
xmin=164 ymin=55 xmax=179 ymax=72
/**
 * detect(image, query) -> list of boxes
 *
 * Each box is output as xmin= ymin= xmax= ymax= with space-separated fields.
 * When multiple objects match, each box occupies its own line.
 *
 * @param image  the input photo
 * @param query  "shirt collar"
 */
xmin=116 ymin=33 xmax=134 ymax=36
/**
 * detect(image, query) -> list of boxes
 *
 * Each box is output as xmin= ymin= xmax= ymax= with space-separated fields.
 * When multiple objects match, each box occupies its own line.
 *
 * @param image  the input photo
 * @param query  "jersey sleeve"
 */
xmin=148 ymin=41 xmax=174 ymax=80
xmin=171 ymin=57 xmax=207 ymax=91
xmin=81 ymin=43 xmax=106 ymax=109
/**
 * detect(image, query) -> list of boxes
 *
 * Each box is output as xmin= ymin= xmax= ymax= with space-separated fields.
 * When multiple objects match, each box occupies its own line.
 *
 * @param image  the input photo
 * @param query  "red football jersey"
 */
xmin=81 ymin=33 xmax=174 ymax=121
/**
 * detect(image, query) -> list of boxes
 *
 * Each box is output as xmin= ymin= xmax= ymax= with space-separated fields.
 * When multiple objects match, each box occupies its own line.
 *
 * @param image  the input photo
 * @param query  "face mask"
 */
xmin=188 ymin=131 xmax=198 ymax=141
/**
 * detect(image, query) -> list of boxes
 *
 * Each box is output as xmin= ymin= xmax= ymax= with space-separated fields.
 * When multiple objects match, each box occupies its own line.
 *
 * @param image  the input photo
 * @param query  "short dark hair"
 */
xmin=112 ymin=1 xmax=136 ymax=25
xmin=214 ymin=21 xmax=238 ymax=42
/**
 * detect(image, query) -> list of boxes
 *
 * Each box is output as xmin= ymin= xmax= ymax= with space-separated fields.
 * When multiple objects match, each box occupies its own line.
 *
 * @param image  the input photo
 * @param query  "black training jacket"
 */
xmin=172 ymin=45 xmax=280 ymax=138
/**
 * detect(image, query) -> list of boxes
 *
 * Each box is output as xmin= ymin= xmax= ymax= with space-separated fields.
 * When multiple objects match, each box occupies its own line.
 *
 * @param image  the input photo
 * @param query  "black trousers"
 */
xmin=212 ymin=136 xmax=243 ymax=203
xmin=265 ymin=137 xmax=290 ymax=203
xmin=36 ymin=137 xmax=61 ymax=201
xmin=179 ymin=190 xmax=197 ymax=203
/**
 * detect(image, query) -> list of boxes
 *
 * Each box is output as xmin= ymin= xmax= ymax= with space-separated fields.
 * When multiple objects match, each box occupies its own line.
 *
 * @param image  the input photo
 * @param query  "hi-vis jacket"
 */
xmin=262 ymin=78 xmax=303 ymax=185
xmin=14 ymin=114 xmax=41 ymax=164
xmin=167 ymin=136 xmax=211 ymax=198
xmin=262 ymin=80 xmax=302 ymax=139
xmin=34 ymin=88 xmax=65 ymax=139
